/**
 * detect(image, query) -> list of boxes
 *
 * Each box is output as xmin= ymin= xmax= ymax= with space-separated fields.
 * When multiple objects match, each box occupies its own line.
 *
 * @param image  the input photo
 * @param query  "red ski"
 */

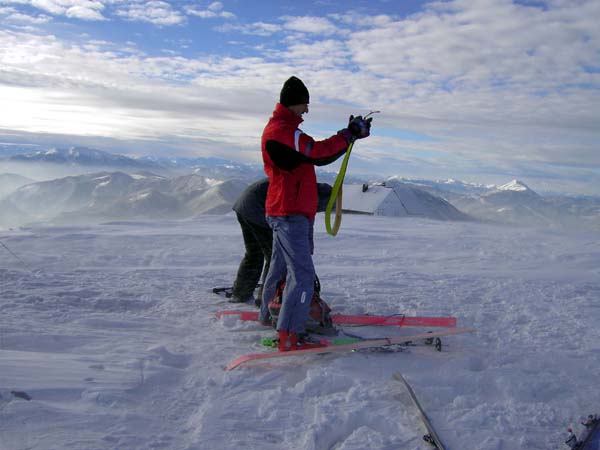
xmin=216 ymin=310 xmax=457 ymax=328
xmin=225 ymin=327 xmax=473 ymax=371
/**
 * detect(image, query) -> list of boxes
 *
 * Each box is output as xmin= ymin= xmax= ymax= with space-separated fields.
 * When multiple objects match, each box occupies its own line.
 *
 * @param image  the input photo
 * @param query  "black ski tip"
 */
xmin=212 ymin=287 xmax=233 ymax=298
xmin=11 ymin=391 xmax=32 ymax=401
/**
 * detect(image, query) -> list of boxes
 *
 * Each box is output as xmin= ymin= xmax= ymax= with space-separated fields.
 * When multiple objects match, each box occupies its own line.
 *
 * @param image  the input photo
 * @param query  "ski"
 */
xmin=212 ymin=286 xmax=233 ymax=298
xmin=216 ymin=310 xmax=457 ymax=328
xmin=212 ymin=284 xmax=262 ymax=299
xmin=393 ymin=372 xmax=446 ymax=450
xmin=261 ymin=335 xmax=364 ymax=348
xmin=224 ymin=327 xmax=473 ymax=371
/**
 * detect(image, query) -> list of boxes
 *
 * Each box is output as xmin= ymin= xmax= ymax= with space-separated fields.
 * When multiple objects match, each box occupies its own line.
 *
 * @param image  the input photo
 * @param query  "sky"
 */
xmin=0 ymin=0 xmax=599 ymax=195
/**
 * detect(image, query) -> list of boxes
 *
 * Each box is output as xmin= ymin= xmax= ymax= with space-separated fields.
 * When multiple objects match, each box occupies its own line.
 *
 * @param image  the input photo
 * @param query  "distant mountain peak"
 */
xmin=7 ymin=146 xmax=161 ymax=170
xmin=496 ymin=180 xmax=533 ymax=193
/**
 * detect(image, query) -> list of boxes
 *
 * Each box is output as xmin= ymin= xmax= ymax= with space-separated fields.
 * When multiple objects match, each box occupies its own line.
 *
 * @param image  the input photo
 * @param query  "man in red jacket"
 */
xmin=259 ymin=76 xmax=373 ymax=351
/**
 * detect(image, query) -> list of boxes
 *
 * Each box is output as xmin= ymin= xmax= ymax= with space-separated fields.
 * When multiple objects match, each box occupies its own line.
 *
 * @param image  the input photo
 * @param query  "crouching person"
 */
xmin=229 ymin=177 xmax=332 ymax=307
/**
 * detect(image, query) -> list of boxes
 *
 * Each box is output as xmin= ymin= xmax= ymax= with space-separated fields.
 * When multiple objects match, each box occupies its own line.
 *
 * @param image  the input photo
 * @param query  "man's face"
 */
xmin=289 ymin=103 xmax=309 ymax=117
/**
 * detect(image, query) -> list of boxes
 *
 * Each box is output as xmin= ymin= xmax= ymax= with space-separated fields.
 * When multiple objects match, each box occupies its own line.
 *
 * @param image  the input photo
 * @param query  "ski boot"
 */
xmin=277 ymin=330 xmax=326 ymax=352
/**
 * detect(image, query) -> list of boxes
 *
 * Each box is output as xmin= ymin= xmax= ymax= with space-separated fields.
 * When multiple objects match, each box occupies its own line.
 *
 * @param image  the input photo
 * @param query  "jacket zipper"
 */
xmin=294 ymin=181 xmax=301 ymax=205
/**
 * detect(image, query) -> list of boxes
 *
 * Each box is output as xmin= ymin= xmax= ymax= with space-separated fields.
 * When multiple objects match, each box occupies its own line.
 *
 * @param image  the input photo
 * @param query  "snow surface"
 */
xmin=1 ymin=215 xmax=599 ymax=450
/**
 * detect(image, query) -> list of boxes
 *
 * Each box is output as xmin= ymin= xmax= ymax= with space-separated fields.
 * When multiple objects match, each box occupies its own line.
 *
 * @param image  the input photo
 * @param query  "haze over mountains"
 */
xmin=1 ymin=146 xmax=599 ymax=232
xmin=0 ymin=171 xmax=248 ymax=228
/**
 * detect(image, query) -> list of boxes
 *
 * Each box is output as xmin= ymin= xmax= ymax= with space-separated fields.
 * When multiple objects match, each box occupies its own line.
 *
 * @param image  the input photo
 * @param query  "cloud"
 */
xmin=329 ymin=13 xmax=395 ymax=28
xmin=116 ymin=0 xmax=185 ymax=26
xmin=0 ymin=1 xmax=599 ymax=193
xmin=66 ymin=3 xmax=105 ymax=20
xmin=185 ymin=1 xmax=234 ymax=20
xmin=0 ymin=5 xmax=51 ymax=22
xmin=349 ymin=0 xmax=600 ymax=91
xmin=0 ymin=0 xmax=192 ymax=24
xmin=281 ymin=15 xmax=342 ymax=36
xmin=215 ymin=15 xmax=345 ymax=38
xmin=284 ymin=39 xmax=349 ymax=68
xmin=0 ymin=29 xmax=278 ymax=161
xmin=216 ymin=21 xmax=281 ymax=36
xmin=0 ymin=0 xmax=106 ymax=20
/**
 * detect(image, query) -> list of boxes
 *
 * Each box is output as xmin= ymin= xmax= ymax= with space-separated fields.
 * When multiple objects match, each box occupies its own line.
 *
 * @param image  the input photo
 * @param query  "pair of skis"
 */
xmin=224 ymin=327 xmax=472 ymax=371
xmin=216 ymin=310 xmax=457 ymax=328
xmin=216 ymin=309 xmax=472 ymax=371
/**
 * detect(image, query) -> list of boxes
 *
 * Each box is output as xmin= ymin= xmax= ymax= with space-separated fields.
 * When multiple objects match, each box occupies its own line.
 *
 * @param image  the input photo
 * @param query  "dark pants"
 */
xmin=232 ymin=213 xmax=273 ymax=302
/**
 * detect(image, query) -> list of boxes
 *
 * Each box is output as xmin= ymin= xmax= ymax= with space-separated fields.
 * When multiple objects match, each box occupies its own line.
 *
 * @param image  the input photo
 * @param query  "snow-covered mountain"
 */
xmin=544 ymin=194 xmax=600 ymax=221
xmin=449 ymin=179 xmax=588 ymax=229
xmin=4 ymin=172 xmax=162 ymax=221
xmin=184 ymin=178 xmax=250 ymax=215
xmin=2 ymin=144 xmax=599 ymax=232
xmin=1 ymin=168 xmax=470 ymax=228
xmin=1 ymin=146 xmax=265 ymax=182
xmin=0 ymin=197 xmax=32 ymax=228
xmin=0 ymin=143 xmax=46 ymax=157
xmin=344 ymin=181 xmax=471 ymax=221
xmin=391 ymin=182 xmax=471 ymax=221
xmin=5 ymin=147 xmax=161 ymax=170
xmin=496 ymin=179 xmax=532 ymax=193
xmin=388 ymin=176 xmax=492 ymax=196
xmin=138 ymin=155 xmax=263 ymax=179
xmin=0 ymin=171 xmax=248 ymax=226
xmin=386 ymin=177 xmax=599 ymax=231
xmin=0 ymin=173 xmax=35 ymax=199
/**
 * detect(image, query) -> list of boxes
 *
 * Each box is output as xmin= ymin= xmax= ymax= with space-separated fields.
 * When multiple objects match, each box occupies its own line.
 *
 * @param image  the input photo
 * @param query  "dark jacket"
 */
xmin=261 ymin=103 xmax=348 ymax=220
xmin=233 ymin=178 xmax=333 ymax=228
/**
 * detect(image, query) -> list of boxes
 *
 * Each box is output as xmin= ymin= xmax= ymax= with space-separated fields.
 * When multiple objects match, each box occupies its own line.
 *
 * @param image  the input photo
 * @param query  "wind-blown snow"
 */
xmin=1 ymin=215 xmax=599 ymax=450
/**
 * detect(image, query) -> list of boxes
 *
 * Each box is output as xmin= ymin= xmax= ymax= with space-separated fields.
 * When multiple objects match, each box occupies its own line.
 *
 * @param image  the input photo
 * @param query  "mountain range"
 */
xmin=1 ymin=146 xmax=599 ymax=232
xmin=1 ymin=146 xmax=261 ymax=179
xmin=404 ymin=178 xmax=599 ymax=230
xmin=0 ymin=171 xmax=248 ymax=228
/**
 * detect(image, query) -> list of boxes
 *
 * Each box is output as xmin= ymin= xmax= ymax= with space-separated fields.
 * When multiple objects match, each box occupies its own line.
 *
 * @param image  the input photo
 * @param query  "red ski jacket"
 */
xmin=262 ymin=103 xmax=349 ymax=219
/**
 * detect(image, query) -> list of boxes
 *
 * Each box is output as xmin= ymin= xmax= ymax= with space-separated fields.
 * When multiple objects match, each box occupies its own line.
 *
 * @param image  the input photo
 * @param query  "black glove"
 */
xmin=348 ymin=115 xmax=372 ymax=139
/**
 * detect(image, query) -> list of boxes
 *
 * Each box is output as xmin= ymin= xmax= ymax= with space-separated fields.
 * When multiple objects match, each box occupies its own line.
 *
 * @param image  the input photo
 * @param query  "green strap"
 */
xmin=325 ymin=141 xmax=354 ymax=236
xmin=324 ymin=110 xmax=379 ymax=236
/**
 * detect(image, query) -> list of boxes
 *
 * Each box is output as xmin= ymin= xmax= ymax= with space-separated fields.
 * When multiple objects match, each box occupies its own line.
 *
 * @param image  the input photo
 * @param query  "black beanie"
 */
xmin=279 ymin=76 xmax=310 ymax=107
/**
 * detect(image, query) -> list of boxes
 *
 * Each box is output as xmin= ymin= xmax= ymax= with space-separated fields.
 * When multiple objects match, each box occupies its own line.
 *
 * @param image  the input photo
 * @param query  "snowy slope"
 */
xmin=342 ymin=184 xmax=404 ymax=216
xmin=382 ymin=180 xmax=471 ymax=221
xmin=342 ymin=182 xmax=470 ymax=221
xmin=0 ymin=173 xmax=34 ymax=199
xmin=1 ymin=215 xmax=599 ymax=450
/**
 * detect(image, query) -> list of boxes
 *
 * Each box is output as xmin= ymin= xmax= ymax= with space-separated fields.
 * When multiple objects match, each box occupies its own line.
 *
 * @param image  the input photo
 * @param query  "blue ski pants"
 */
xmin=259 ymin=215 xmax=315 ymax=333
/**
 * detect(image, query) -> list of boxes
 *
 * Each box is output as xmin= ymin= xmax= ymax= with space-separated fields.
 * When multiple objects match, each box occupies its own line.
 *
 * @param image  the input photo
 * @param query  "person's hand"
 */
xmin=347 ymin=115 xmax=372 ymax=139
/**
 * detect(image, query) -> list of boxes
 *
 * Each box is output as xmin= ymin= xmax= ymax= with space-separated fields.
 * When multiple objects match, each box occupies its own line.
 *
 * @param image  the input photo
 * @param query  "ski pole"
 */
xmin=325 ymin=110 xmax=380 ymax=236
xmin=0 ymin=237 xmax=32 ymax=270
